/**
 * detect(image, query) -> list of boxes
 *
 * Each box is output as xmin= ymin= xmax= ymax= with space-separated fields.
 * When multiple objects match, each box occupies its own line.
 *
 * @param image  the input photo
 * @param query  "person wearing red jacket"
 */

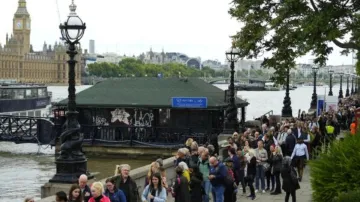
xmin=88 ymin=182 xmax=111 ymax=202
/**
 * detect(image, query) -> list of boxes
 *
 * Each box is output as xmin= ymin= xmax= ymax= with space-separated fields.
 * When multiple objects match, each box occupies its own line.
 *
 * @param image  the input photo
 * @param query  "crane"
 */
xmin=55 ymin=0 xmax=65 ymax=41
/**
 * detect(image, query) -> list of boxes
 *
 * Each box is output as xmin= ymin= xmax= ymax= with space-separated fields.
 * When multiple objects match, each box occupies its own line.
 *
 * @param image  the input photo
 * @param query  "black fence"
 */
xmin=54 ymin=124 xmax=215 ymax=148
xmin=0 ymin=115 xmax=55 ymax=144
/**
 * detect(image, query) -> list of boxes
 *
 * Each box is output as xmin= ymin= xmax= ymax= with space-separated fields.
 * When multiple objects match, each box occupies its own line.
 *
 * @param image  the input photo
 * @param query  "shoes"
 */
xmin=265 ymin=187 xmax=270 ymax=191
xmin=255 ymin=189 xmax=259 ymax=193
xmin=270 ymin=192 xmax=281 ymax=195
xmin=247 ymin=195 xmax=256 ymax=200
xmin=262 ymin=190 xmax=266 ymax=194
xmin=251 ymin=195 xmax=256 ymax=200
xmin=298 ymin=177 xmax=302 ymax=182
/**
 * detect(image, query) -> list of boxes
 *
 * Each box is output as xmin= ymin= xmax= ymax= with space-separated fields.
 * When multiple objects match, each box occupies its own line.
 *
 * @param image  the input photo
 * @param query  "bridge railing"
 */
xmin=54 ymin=124 xmax=217 ymax=148
xmin=0 ymin=115 xmax=55 ymax=144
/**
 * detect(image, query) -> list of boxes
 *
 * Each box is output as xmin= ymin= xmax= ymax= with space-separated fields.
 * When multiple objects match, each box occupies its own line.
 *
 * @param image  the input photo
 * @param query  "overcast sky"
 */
xmin=0 ymin=0 xmax=354 ymax=65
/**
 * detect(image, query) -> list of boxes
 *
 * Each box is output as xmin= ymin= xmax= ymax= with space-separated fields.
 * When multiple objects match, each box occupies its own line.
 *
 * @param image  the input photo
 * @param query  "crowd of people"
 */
xmin=23 ymin=96 xmax=358 ymax=202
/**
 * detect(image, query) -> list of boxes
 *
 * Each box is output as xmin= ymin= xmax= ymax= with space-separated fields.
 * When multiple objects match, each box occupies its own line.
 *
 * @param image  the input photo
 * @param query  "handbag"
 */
xmin=262 ymin=162 xmax=270 ymax=171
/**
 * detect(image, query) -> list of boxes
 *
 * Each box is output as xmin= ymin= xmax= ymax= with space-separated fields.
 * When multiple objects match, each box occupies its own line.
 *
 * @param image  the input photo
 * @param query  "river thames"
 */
xmin=0 ymin=84 xmax=342 ymax=202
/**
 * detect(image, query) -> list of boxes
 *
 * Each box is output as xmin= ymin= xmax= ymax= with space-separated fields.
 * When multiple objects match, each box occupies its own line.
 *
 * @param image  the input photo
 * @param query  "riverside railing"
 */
xmin=53 ymin=124 xmax=214 ymax=148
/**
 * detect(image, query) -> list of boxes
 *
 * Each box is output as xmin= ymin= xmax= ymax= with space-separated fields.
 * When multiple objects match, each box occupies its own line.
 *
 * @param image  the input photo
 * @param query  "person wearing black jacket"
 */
xmin=245 ymin=155 xmax=257 ymax=200
xmin=78 ymin=174 xmax=92 ymax=202
xmin=189 ymin=166 xmax=203 ymax=202
xmin=285 ymin=129 xmax=296 ymax=156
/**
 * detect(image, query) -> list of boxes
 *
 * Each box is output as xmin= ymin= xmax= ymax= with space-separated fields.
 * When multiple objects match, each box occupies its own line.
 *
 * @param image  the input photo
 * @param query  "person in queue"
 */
xmin=189 ymin=165 xmax=203 ymax=202
xmin=144 ymin=161 xmax=160 ymax=187
xmin=55 ymin=191 xmax=68 ymax=202
xmin=113 ymin=164 xmax=139 ymax=202
xmin=104 ymin=178 xmax=127 ymax=202
xmin=255 ymin=140 xmax=267 ymax=193
xmin=281 ymin=157 xmax=300 ymax=202
xmin=209 ymin=156 xmax=227 ymax=202
xmin=141 ymin=172 xmax=167 ymax=202
xmin=78 ymin=174 xmax=92 ymax=202
xmin=291 ymin=137 xmax=309 ymax=182
xmin=89 ymin=182 xmax=110 ymax=202
xmin=198 ymin=148 xmax=211 ymax=202
xmin=171 ymin=166 xmax=190 ymax=202
xmin=69 ymin=184 xmax=83 ymax=202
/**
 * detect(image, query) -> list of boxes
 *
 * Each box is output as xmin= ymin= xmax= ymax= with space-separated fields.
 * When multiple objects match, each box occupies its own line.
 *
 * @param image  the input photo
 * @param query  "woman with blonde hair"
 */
xmin=144 ymin=161 xmax=160 ymax=187
xmin=185 ymin=138 xmax=194 ymax=150
xmin=270 ymin=145 xmax=283 ymax=195
xmin=89 ymin=182 xmax=110 ymax=202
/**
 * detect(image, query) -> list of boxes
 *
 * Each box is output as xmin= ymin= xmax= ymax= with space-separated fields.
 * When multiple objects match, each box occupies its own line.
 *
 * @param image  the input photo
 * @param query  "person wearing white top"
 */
xmin=290 ymin=138 xmax=309 ymax=182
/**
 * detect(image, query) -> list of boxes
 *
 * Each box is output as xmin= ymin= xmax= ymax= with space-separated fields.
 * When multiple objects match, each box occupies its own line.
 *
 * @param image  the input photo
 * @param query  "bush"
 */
xmin=310 ymin=132 xmax=360 ymax=202
xmin=332 ymin=190 xmax=360 ymax=202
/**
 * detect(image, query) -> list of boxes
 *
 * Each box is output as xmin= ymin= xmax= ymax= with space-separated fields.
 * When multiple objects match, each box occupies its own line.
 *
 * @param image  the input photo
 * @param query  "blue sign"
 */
xmin=171 ymin=97 xmax=208 ymax=108
xmin=317 ymin=95 xmax=325 ymax=116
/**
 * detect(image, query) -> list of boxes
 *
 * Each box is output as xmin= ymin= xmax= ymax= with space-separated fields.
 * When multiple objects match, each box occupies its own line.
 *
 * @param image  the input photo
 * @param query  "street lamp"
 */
xmin=351 ymin=75 xmax=354 ymax=95
xmin=224 ymin=43 xmax=240 ymax=132
xmin=50 ymin=0 xmax=90 ymax=183
xmin=328 ymin=69 xmax=334 ymax=96
xmin=338 ymin=72 xmax=344 ymax=99
xmin=281 ymin=66 xmax=292 ymax=117
xmin=345 ymin=74 xmax=350 ymax=97
xmin=310 ymin=65 xmax=319 ymax=109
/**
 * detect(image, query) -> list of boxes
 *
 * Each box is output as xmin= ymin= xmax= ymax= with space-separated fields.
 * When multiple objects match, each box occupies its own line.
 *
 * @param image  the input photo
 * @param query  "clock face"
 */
xmin=16 ymin=20 xmax=22 ymax=29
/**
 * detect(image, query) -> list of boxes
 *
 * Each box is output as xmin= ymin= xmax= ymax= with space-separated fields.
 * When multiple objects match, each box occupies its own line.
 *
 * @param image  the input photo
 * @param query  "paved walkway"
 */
xmin=236 ymin=166 xmax=312 ymax=201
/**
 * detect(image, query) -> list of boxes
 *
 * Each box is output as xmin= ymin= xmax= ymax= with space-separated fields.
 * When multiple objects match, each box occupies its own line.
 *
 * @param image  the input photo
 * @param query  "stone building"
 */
xmin=138 ymin=48 xmax=202 ymax=69
xmin=0 ymin=0 xmax=82 ymax=85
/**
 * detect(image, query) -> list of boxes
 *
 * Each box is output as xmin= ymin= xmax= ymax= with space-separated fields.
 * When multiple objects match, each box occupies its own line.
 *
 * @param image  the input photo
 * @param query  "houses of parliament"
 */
xmin=0 ymin=0 xmax=82 ymax=84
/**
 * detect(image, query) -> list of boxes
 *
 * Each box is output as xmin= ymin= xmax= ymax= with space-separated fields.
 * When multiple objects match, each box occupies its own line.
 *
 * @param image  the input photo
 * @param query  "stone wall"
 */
xmin=39 ymin=157 xmax=176 ymax=202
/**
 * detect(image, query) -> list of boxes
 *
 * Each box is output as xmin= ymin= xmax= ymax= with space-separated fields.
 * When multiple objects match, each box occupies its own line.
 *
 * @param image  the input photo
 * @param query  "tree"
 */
xmin=229 ymin=0 xmax=360 ymax=84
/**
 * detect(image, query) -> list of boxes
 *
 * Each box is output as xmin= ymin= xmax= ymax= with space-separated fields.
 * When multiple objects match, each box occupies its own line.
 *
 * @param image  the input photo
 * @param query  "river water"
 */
xmin=0 ymin=84 xmax=342 ymax=202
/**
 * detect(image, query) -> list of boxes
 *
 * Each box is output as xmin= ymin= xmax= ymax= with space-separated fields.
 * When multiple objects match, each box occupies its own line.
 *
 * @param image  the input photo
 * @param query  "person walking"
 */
xmin=281 ymin=157 xmax=300 ymax=202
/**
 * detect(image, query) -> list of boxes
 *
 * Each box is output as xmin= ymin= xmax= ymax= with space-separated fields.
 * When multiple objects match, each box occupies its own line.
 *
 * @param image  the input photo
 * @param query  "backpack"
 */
xmin=224 ymin=168 xmax=235 ymax=187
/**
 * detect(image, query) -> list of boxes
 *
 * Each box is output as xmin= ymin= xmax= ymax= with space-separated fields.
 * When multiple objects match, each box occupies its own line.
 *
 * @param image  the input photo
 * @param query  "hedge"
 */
xmin=310 ymin=132 xmax=360 ymax=202
xmin=332 ymin=190 xmax=360 ymax=202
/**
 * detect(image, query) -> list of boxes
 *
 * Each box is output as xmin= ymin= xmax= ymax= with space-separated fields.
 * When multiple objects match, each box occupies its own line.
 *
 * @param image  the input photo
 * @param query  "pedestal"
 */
xmin=49 ymin=158 xmax=93 ymax=184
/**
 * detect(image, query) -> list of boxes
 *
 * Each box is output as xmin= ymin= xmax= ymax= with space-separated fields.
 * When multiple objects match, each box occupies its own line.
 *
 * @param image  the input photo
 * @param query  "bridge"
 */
xmin=202 ymin=77 xmax=342 ymax=85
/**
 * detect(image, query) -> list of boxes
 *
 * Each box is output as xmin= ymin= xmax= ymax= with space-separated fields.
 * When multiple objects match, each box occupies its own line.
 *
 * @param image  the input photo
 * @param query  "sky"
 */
xmin=0 ymin=0 xmax=355 ymax=65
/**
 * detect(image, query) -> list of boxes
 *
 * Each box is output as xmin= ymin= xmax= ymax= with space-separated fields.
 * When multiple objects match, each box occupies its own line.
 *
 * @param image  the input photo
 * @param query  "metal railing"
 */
xmin=54 ymin=124 xmax=213 ymax=148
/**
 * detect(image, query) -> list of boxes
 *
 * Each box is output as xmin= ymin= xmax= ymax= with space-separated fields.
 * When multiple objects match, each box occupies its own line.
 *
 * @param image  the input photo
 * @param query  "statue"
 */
xmin=58 ymin=113 xmax=85 ymax=160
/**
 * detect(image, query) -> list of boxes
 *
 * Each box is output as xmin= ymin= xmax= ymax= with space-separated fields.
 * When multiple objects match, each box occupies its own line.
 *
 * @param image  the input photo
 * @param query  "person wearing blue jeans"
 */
xmin=255 ymin=165 xmax=266 ymax=192
xmin=209 ymin=156 xmax=227 ymax=202
xmin=255 ymin=140 xmax=268 ymax=193
xmin=202 ymin=180 xmax=212 ymax=202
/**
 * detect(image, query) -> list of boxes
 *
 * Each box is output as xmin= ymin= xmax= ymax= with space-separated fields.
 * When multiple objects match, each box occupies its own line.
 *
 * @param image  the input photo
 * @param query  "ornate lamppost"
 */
xmin=356 ymin=76 xmax=359 ymax=94
xmin=351 ymin=75 xmax=354 ymax=95
xmin=310 ymin=65 xmax=319 ymax=110
xmin=338 ymin=72 xmax=344 ymax=99
xmin=224 ymin=44 xmax=240 ymax=133
xmin=345 ymin=74 xmax=350 ymax=97
xmin=50 ymin=0 xmax=90 ymax=183
xmin=282 ymin=66 xmax=292 ymax=117
xmin=328 ymin=69 xmax=334 ymax=96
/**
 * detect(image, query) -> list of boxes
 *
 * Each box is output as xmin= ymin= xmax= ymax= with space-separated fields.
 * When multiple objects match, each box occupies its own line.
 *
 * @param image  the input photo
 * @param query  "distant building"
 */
xmin=138 ymin=48 xmax=202 ymax=69
xmin=96 ymin=52 xmax=131 ymax=64
xmin=202 ymin=59 xmax=223 ymax=69
xmin=0 ymin=0 xmax=81 ymax=84
xmin=234 ymin=60 xmax=263 ymax=71
xmin=89 ymin=39 xmax=95 ymax=54
xmin=296 ymin=64 xmax=355 ymax=77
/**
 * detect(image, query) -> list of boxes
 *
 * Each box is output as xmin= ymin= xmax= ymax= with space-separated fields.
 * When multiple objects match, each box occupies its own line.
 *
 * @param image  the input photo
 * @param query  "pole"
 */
xmin=310 ymin=70 xmax=317 ymax=109
xmin=346 ymin=75 xmax=350 ymax=97
xmin=339 ymin=75 xmax=343 ymax=98
xmin=224 ymin=60 xmax=238 ymax=132
xmin=351 ymin=77 xmax=354 ymax=95
xmin=328 ymin=72 xmax=333 ymax=96
xmin=282 ymin=66 xmax=292 ymax=117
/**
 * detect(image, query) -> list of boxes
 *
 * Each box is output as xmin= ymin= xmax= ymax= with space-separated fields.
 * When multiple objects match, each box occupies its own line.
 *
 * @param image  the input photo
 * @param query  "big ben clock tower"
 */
xmin=13 ymin=0 xmax=31 ymax=55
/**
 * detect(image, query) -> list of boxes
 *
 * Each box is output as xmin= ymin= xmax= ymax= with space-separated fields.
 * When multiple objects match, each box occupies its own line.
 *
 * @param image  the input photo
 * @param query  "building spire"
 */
xmin=15 ymin=0 xmax=29 ymax=16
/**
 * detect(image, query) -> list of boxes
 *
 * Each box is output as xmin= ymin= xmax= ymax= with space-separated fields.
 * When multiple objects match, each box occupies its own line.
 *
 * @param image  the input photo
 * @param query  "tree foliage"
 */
xmin=229 ymin=0 xmax=360 ymax=83
xmin=87 ymin=58 xmax=218 ymax=78
xmin=309 ymin=133 xmax=360 ymax=202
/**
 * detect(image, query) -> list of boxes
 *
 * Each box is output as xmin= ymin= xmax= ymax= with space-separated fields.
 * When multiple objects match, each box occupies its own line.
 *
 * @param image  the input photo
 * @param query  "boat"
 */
xmin=0 ymin=80 xmax=52 ymax=117
xmin=265 ymin=81 xmax=281 ymax=91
